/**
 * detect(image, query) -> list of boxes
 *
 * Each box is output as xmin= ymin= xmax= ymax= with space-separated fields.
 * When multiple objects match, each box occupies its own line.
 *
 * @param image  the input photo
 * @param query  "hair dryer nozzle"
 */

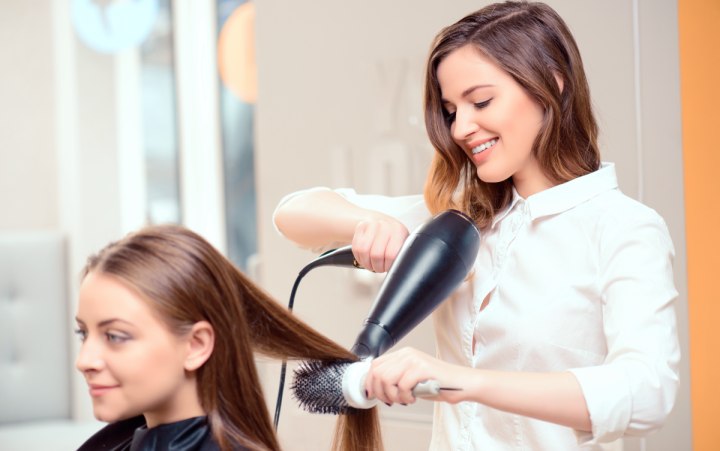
xmin=350 ymin=321 xmax=392 ymax=359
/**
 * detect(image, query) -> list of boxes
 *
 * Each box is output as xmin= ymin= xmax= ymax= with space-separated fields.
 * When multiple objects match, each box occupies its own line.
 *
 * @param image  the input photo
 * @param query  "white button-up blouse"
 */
xmin=273 ymin=163 xmax=680 ymax=450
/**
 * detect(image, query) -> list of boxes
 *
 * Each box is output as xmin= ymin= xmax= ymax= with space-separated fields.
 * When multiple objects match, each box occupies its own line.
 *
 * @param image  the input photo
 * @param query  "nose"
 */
xmin=451 ymin=106 xmax=480 ymax=143
xmin=76 ymin=337 xmax=104 ymax=373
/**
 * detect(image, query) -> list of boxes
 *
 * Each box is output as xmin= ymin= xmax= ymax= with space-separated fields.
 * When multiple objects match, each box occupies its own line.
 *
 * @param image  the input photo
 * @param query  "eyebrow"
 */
xmin=442 ymin=84 xmax=495 ymax=104
xmin=74 ymin=317 xmax=135 ymax=328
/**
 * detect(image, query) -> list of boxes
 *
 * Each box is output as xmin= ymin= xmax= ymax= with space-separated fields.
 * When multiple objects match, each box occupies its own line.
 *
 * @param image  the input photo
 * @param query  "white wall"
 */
xmin=0 ymin=1 xmax=58 ymax=230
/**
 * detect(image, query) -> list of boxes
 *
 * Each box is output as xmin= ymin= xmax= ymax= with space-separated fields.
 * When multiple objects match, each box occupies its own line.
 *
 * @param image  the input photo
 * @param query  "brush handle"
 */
xmin=342 ymin=361 xmax=444 ymax=408
xmin=412 ymin=380 xmax=441 ymax=397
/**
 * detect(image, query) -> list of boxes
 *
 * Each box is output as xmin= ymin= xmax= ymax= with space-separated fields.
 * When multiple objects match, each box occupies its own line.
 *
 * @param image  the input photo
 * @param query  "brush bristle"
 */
xmin=291 ymin=360 xmax=355 ymax=415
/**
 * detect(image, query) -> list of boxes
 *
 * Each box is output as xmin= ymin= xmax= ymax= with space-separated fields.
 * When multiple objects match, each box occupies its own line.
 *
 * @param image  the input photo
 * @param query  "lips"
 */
xmin=88 ymin=384 xmax=119 ymax=397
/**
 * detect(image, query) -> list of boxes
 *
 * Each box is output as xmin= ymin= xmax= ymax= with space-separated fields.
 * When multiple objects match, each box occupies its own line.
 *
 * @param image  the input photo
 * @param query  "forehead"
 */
xmin=437 ymin=45 xmax=509 ymax=99
xmin=77 ymin=271 xmax=161 ymax=327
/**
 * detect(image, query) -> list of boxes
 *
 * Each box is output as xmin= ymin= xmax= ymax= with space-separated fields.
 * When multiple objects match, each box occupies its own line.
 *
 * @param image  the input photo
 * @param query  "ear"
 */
xmin=554 ymin=72 xmax=564 ymax=94
xmin=184 ymin=321 xmax=215 ymax=372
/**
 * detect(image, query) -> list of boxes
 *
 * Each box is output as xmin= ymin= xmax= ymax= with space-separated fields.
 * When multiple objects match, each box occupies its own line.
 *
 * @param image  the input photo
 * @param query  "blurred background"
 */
xmin=0 ymin=0 xmax=717 ymax=449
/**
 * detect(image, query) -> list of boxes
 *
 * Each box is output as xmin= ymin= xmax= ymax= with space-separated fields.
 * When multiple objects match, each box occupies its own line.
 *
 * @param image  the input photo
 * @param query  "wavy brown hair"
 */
xmin=423 ymin=1 xmax=600 ymax=228
xmin=82 ymin=224 xmax=382 ymax=451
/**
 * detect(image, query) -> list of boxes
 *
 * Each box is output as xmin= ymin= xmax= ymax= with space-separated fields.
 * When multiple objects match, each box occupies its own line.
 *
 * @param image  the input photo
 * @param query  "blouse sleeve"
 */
xmin=568 ymin=210 xmax=680 ymax=444
xmin=272 ymin=187 xmax=431 ymax=253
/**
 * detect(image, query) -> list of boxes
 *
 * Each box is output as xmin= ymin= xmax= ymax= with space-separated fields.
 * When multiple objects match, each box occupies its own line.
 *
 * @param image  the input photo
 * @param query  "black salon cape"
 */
xmin=76 ymin=415 xmax=244 ymax=450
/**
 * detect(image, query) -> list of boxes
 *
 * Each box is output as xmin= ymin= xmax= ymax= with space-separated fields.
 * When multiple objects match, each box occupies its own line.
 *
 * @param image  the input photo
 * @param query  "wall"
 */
xmin=0 ymin=1 xmax=58 ymax=230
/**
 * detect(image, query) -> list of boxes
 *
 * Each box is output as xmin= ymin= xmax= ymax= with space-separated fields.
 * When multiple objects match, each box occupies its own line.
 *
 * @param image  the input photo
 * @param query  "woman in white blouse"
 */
xmin=273 ymin=2 xmax=680 ymax=449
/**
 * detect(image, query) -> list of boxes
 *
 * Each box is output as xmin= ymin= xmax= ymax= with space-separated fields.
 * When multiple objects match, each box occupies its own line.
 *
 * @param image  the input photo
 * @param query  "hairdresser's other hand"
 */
xmin=352 ymin=215 xmax=409 ymax=273
xmin=365 ymin=347 xmax=471 ymax=406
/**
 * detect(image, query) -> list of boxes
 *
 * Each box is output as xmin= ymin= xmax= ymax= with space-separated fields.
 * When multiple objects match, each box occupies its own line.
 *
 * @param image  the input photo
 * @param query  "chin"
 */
xmin=476 ymin=168 xmax=511 ymax=184
xmin=93 ymin=410 xmax=119 ymax=423
xmin=93 ymin=406 xmax=142 ymax=424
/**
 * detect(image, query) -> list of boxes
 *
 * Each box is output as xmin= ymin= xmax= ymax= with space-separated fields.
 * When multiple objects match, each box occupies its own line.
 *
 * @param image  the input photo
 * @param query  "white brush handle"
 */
xmin=342 ymin=360 xmax=442 ymax=409
xmin=412 ymin=379 xmax=441 ymax=397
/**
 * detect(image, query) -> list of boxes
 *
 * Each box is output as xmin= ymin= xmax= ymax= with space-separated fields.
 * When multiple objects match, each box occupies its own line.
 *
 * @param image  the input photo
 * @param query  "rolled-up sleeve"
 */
xmin=569 ymin=212 xmax=680 ymax=444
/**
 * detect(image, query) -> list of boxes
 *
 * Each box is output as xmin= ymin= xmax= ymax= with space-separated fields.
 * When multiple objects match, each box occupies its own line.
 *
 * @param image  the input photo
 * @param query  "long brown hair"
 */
xmin=82 ymin=224 xmax=383 ymax=451
xmin=423 ymin=1 xmax=600 ymax=228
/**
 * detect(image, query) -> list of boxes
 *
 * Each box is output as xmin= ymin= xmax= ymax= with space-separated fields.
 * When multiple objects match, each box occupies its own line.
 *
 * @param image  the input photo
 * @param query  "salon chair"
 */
xmin=0 ymin=231 xmax=102 ymax=450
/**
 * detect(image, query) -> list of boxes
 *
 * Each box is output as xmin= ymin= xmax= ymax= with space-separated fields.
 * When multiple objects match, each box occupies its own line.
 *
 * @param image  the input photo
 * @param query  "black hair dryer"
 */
xmin=350 ymin=209 xmax=481 ymax=359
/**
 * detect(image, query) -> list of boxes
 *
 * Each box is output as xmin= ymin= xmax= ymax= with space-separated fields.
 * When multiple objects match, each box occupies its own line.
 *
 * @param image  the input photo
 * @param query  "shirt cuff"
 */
xmin=567 ymin=365 xmax=632 ymax=445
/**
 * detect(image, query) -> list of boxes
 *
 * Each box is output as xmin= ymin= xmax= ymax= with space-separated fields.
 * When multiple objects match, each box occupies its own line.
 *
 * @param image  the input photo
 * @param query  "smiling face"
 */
xmin=437 ymin=44 xmax=554 ymax=198
xmin=75 ymin=271 xmax=204 ymax=427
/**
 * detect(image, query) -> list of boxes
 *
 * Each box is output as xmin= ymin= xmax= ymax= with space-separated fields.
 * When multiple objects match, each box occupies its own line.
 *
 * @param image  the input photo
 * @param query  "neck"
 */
xmin=512 ymin=160 xmax=555 ymax=198
xmin=144 ymin=378 xmax=205 ymax=428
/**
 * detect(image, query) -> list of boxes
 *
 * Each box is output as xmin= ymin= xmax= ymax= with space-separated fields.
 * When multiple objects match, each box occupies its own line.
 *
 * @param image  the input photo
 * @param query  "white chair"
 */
xmin=0 ymin=231 xmax=103 ymax=450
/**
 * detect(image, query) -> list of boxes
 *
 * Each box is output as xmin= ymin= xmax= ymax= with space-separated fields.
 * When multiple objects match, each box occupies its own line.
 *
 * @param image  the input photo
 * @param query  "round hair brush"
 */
xmin=292 ymin=360 xmax=452 ymax=414
xmin=291 ymin=209 xmax=479 ymax=415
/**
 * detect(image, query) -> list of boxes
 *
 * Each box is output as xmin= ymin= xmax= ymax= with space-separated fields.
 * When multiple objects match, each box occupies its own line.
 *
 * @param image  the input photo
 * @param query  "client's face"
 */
xmin=75 ymin=271 xmax=197 ymax=426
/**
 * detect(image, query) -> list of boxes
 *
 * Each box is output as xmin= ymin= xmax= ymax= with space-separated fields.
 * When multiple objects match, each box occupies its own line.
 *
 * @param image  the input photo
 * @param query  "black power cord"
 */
xmin=272 ymin=246 xmax=359 ymax=430
xmin=272 ymin=270 xmax=304 ymax=430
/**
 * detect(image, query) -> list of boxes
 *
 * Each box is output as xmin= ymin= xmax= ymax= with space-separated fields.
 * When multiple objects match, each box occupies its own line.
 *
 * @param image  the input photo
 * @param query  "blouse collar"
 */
xmin=491 ymin=162 xmax=618 ymax=228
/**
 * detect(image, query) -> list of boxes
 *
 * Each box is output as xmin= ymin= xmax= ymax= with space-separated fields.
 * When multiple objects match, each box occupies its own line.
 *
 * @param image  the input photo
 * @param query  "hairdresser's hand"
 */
xmin=352 ymin=215 xmax=409 ymax=273
xmin=365 ymin=347 xmax=472 ymax=406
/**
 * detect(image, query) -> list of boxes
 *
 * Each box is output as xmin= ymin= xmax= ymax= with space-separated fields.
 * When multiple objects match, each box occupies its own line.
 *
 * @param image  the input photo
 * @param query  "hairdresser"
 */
xmin=273 ymin=1 xmax=680 ymax=449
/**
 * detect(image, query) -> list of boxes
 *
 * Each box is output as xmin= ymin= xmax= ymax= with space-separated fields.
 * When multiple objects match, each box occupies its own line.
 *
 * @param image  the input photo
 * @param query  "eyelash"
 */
xmin=444 ymin=99 xmax=493 ymax=124
xmin=73 ymin=329 xmax=129 ymax=344
xmin=474 ymin=99 xmax=492 ymax=109
xmin=106 ymin=332 xmax=128 ymax=344
xmin=74 ymin=328 xmax=88 ymax=342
